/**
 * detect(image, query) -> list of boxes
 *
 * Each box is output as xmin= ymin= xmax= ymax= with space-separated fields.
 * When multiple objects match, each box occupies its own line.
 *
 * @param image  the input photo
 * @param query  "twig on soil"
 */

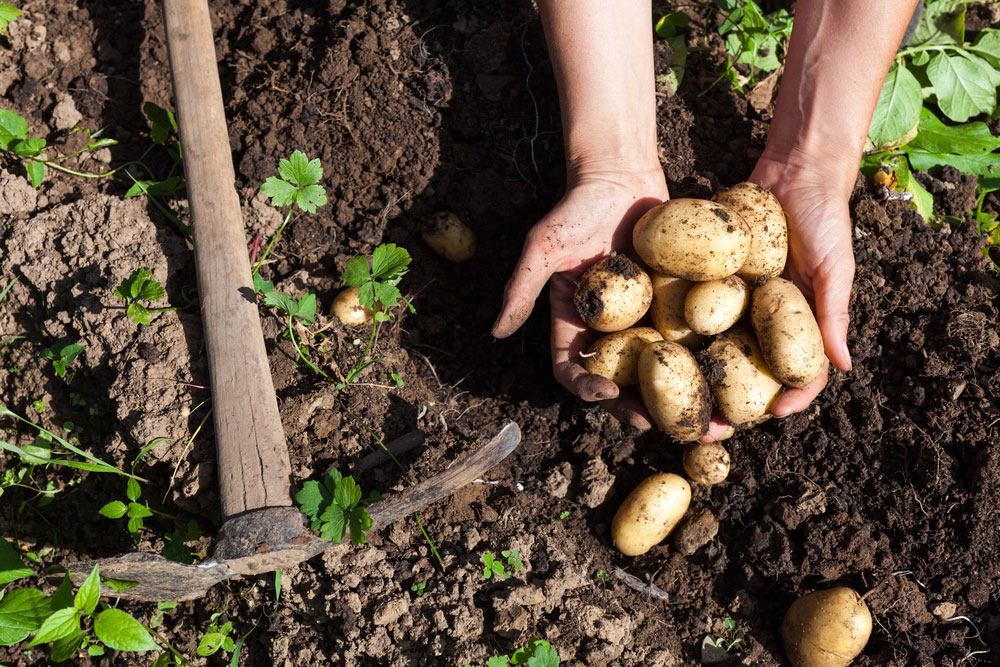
xmin=614 ymin=567 xmax=669 ymax=601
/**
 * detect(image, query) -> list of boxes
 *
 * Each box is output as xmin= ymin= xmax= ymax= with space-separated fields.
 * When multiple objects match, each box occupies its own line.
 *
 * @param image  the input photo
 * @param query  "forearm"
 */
xmin=537 ymin=0 xmax=659 ymax=178
xmin=763 ymin=0 xmax=919 ymax=195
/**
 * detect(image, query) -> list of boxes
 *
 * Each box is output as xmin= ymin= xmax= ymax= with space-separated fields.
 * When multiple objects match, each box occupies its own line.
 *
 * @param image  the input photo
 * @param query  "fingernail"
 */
xmin=841 ymin=341 xmax=853 ymax=370
xmin=773 ymin=409 xmax=789 ymax=419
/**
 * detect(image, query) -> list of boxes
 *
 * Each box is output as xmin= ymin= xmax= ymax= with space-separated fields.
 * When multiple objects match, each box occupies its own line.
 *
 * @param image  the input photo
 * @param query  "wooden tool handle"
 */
xmin=163 ymin=0 xmax=291 ymax=518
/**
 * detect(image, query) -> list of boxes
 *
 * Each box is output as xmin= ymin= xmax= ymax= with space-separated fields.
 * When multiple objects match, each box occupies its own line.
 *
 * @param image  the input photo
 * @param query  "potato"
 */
xmin=638 ymin=341 xmax=711 ymax=442
xmin=574 ymin=255 xmax=653 ymax=332
xmin=682 ymin=442 xmax=730 ymax=485
xmin=330 ymin=287 xmax=372 ymax=327
xmin=611 ymin=473 xmax=691 ymax=556
xmin=649 ymin=274 xmax=706 ymax=348
xmin=712 ymin=183 xmax=788 ymax=282
xmin=582 ymin=327 xmax=663 ymax=387
xmin=683 ymin=275 xmax=750 ymax=336
xmin=703 ymin=326 xmax=782 ymax=425
xmin=632 ymin=199 xmax=751 ymax=281
xmin=751 ymin=278 xmax=825 ymax=387
xmin=781 ymin=588 xmax=872 ymax=667
xmin=422 ymin=211 xmax=476 ymax=262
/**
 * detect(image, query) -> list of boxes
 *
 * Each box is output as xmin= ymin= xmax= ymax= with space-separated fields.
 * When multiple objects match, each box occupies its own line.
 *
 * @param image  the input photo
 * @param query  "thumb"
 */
xmin=813 ymin=253 xmax=855 ymax=372
xmin=493 ymin=231 xmax=555 ymax=338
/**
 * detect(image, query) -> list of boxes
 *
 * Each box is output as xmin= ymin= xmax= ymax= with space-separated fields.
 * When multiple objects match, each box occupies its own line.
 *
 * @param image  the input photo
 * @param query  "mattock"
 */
xmin=67 ymin=0 xmax=520 ymax=601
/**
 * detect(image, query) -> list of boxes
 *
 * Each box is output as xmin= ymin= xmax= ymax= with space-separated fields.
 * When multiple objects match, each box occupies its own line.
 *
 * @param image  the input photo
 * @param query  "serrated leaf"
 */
xmin=294 ymin=480 xmax=329 ymax=519
xmin=12 ymin=137 xmax=45 ymax=157
xmin=372 ymin=281 xmax=403 ymax=310
xmin=0 ymin=4 xmax=22 ymax=34
xmin=0 ymin=538 xmax=33 ymax=585
xmin=349 ymin=507 xmax=372 ymax=545
xmin=909 ymin=107 xmax=1000 ymax=155
xmin=126 ymin=302 xmax=152 ymax=325
xmin=25 ymin=160 xmax=44 ymax=188
xmin=280 ymin=150 xmax=323 ymax=186
xmin=26 ymin=607 xmax=80 ymax=647
xmin=262 ymin=290 xmax=298 ymax=316
xmin=93 ymin=608 xmax=159 ymax=652
xmin=526 ymin=644 xmax=560 ymax=667
xmin=160 ymin=528 xmax=194 ymax=564
xmin=487 ymin=657 xmax=511 ymax=667
xmin=294 ymin=183 xmax=327 ymax=213
xmin=334 ymin=476 xmax=361 ymax=509
xmin=49 ymin=628 xmax=85 ymax=662
xmin=371 ymin=243 xmax=411 ymax=282
xmin=927 ymin=51 xmax=997 ymax=122
xmin=127 ymin=502 xmax=153 ymax=520
xmin=868 ymin=62 xmax=922 ymax=149
xmin=126 ymin=478 xmax=141 ymax=502
xmin=294 ymin=292 xmax=316 ymax=324
xmin=73 ymin=566 xmax=100 ymax=615
xmin=341 ymin=255 xmax=371 ymax=288
xmin=260 ymin=176 xmax=297 ymax=208
xmin=0 ymin=588 xmax=52 ymax=645
xmin=319 ymin=505 xmax=347 ymax=542
xmin=252 ymin=272 xmax=274 ymax=295
xmin=0 ymin=109 xmax=28 ymax=150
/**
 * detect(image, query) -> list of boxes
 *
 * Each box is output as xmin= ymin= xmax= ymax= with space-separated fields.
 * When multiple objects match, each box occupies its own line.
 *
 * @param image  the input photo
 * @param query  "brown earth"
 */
xmin=1 ymin=1 xmax=999 ymax=666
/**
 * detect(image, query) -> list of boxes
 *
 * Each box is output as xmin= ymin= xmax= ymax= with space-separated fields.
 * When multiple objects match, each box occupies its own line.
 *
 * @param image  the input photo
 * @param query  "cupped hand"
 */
xmin=492 ymin=167 xmax=669 ymax=430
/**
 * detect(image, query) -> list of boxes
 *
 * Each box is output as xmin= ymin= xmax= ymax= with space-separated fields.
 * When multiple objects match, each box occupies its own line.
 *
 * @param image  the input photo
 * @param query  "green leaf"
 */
xmin=487 ymin=656 xmax=511 ymax=667
xmin=656 ymin=35 xmax=687 ymax=94
xmin=197 ymin=631 xmax=227 ymax=656
xmin=50 ymin=574 xmax=74 ymax=611
xmin=927 ymin=51 xmax=998 ymax=122
xmin=252 ymin=272 xmax=274 ymax=295
xmin=341 ymin=255 xmax=371 ymax=288
xmin=0 ymin=538 xmax=33 ymax=585
xmin=907 ymin=150 xmax=1000 ymax=177
xmin=93 ymin=608 xmax=160 ymax=652
xmin=0 ymin=109 xmax=29 ymax=150
xmin=526 ymin=644 xmax=560 ymax=667
xmin=319 ymin=505 xmax=347 ymax=542
xmin=371 ymin=243 xmax=412 ymax=282
xmin=59 ymin=344 xmax=84 ymax=365
xmin=87 ymin=137 xmax=118 ymax=150
xmin=654 ymin=12 xmax=689 ymax=39
xmin=86 ymin=643 xmax=105 ymax=657
xmin=12 ymin=137 xmax=44 ymax=157
xmin=126 ymin=302 xmax=151 ymax=325
xmin=127 ymin=502 xmax=153 ymax=520
xmin=26 ymin=607 xmax=80 ymax=647
xmin=372 ymin=281 xmax=403 ymax=310
xmin=73 ymin=566 xmax=100 ymax=615
xmin=259 ymin=176 xmax=298 ymax=208
xmin=126 ymin=478 xmax=141 ymax=502
xmin=295 ymin=480 xmax=329 ymax=520
xmin=49 ymin=628 xmax=85 ymax=662
xmin=348 ymin=507 xmax=372 ymax=545
xmin=868 ymin=62 xmax=922 ymax=149
xmin=280 ymin=150 xmax=323 ymax=186
xmin=0 ymin=588 xmax=52 ymax=646
xmin=909 ymin=107 xmax=1000 ymax=155
xmin=25 ymin=160 xmax=43 ymax=188
xmin=971 ymin=29 xmax=1000 ymax=70
xmin=143 ymin=103 xmax=177 ymax=143
xmin=0 ymin=3 xmax=22 ymax=35
xmin=294 ymin=183 xmax=327 ymax=213
xmin=160 ymin=528 xmax=194 ymax=564
xmin=894 ymin=156 xmax=935 ymax=221
xmin=909 ymin=1 xmax=965 ymax=47
xmin=293 ymin=292 xmax=316 ymax=324
xmin=100 ymin=577 xmax=139 ymax=593
xmin=262 ymin=290 xmax=297 ymax=316
xmin=334 ymin=476 xmax=361 ymax=509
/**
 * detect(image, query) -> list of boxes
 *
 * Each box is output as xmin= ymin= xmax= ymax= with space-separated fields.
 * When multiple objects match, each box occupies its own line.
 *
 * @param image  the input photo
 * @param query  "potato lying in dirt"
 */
xmin=330 ymin=286 xmax=373 ymax=327
xmin=422 ymin=211 xmax=476 ymax=262
xmin=632 ymin=199 xmax=751 ymax=281
xmin=611 ymin=473 xmax=691 ymax=556
xmin=582 ymin=327 xmax=663 ymax=387
xmin=683 ymin=275 xmax=750 ymax=336
xmin=751 ymin=278 xmax=825 ymax=387
xmin=712 ymin=182 xmax=788 ymax=282
xmin=638 ymin=341 xmax=711 ymax=442
xmin=574 ymin=255 xmax=653 ymax=332
xmin=781 ymin=587 xmax=872 ymax=667
xmin=703 ymin=326 xmax=782 ymax=425
xmin=649 ymin=274 xmax=705 ymax=348
xmin=682 ymin=442 xmax=730 ymax=485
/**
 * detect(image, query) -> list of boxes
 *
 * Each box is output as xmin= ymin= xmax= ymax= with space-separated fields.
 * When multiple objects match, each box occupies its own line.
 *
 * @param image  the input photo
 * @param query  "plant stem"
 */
xmin=287 ymin=315 xmax=333 ymax=381
xmin=144 ymin=624 xmax=190 ymax=666
xmin=253 ymin=209 xmax=294 ymax=274
xmin=414 ymin=511 xmax=444 ymax=567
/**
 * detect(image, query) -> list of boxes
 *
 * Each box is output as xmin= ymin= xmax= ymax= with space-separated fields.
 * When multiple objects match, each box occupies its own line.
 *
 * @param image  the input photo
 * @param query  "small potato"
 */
xmin=574 ymin=255 xmax=653 ymax=332
xmin=422 ymin=211 xmax=476 ymax=262
xmin=751 ymin=278 xmax=825 ymax=387
xmin=611 ymin=473 xmax=691 ymax=556
xmin=330 ymin=287 xmax=372 ymax=327
xmin=713 ymin=183 xmax=788 ymax=282
xmin=781 ymin=588 xmax=872 ymax=667
xmin=632 ymin=199 xmax=751 ymax=281
xmin=638 ymin=341 xmax=711 ymax=442
xmin=649 ymin=274 xmax=705 ymax=348
xmin=682 ymin=442 xmax=730 ymax=485
xmin=583 ymin=327 xmax=663 ymax=387
xmin=704 ymin=326 xmax=782 ymax=425
xmin=683 ymin=275 xmax=750 ymax=336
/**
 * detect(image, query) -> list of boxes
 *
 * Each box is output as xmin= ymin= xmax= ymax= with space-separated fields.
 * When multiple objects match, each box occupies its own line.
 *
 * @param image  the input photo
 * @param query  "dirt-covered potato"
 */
xmin=632 ymin=199 xmax=751 ymax=281
xmin=649 ymin=273 xmax=706 ymax=348
xmin=330 ymin=287 xmax=373 ymax=327
xmin=751 ymin=278 xmax=825 ymax=387
xmin=712 ymin=183 xmax=788 ymax=282
xmin=683 ymin=275 xmax=750 ymax=336
xmin=781 ymin=588 xmax=872 ymax=667
xmin=611 ymin=473 xmax=691 ymax=556
xmin=682 ymin=442 xmax=730 ymax=485
xmin=638 ymin=341 xmax=711 ymax=442
xmin=422 ymin=211 xmax=476 ymax=262
xmin=574 ymin=255 xmax=653 ymax=332
xmin=582 ymin=327 xmax=663 ymax=386
xmin=703 ymin=326 xmax=782 ymax=425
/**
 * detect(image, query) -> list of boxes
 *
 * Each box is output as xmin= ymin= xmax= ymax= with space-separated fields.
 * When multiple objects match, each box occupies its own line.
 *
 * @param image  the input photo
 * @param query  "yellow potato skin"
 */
xmin=751 ymin=278 xmax=825 ymax=387
xmin=781 ymin=588 xmax=872 ymax=667
xmin=611 ymin=473 xmax=691 ymax=556
xmin=713 ymin=183 xmax=788 ymax=282
xmin=705 ymin=326 xmax=782 ymax=425
xmin=422 ymin=211 xmax=477 ymax=262
xmin=573 ymin=255 xmax=653 ymax=332
xmin=633 ymin=199 xmax=751 ymax=281
xmin=649 ymin=273 xmax=706 ymax=348
xmin=682 ymin=442 xmax=730 ymax=485
xmin=638 ymin=341 xmax=711 ymax=442
xmin=330 ymin=287 xmax=373 ymax=327
xmin=683 ymin=275 xmax=750 ymax=336
xmin=583 ymin=327 xmax=663 ymax=387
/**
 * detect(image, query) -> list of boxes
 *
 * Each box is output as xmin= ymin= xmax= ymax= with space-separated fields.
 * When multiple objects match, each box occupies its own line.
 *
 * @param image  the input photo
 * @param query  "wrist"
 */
xmin=753 ymin=145 xmax=858 ymax=201
xmin=565 ymin=147 xmax=665 ymax=191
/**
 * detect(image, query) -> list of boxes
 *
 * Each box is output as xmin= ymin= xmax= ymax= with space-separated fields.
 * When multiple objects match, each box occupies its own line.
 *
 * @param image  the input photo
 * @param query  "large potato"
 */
xmin=682 ymin=442 xmax=730 ymax=485
xmin=704 ymin=326 xmax=782 ymax=425
xmin=683 ymin=275 xmax=750 ymax=336
xmin=632 ymin=199 xmax=751 ymax=281
xmin=781 ymin=588 xmax=872 ymax=667
xmin=422 ymin=211 xmax=476 ymax=262
xmin=330 ymin=287 xmax=373 ymax=327
xmin=649 ymin=273 xmax=705 ymax=348
xmin=751 ymin=278 xmax=824 ymax=387
xmin=638 ymin=341 xmax=711 ymax=442
xmin=574 ymin=255 xmax=652 ymax=332
xmin=611 ymin=473 xmax=691 ymax=556
xmin=583 ymin=327 xmax=663 ymax=387
xmin=713 ymin=183 xmax=788 ymax=282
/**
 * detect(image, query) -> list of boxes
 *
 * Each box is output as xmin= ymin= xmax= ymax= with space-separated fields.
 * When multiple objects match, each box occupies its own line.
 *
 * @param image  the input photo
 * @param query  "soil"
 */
xmin=1 ymin=1 xmax=999 ymax=666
